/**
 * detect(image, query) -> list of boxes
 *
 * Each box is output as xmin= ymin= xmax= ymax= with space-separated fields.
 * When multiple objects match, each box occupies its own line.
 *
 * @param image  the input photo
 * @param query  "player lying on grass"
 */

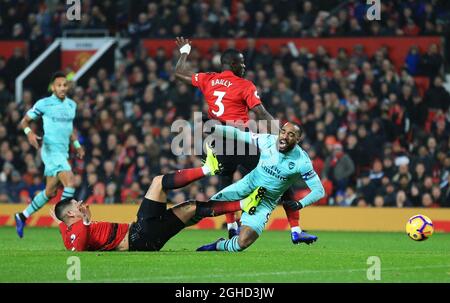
xmin=196 ymin=122 xmax=325 ymax=252
xmin=50 ymin=147 xmax=265 ymax=251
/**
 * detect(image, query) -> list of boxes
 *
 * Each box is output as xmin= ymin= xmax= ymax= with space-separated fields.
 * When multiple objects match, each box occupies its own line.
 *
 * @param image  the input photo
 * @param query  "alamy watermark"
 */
xmin=366 ymin=256 xmax=381 ymax=281
xmin=66 ymin=256 xmax=81 ymax=281
xmin=366 ymin=0 xmax=381 ymax=21
xmin=66 ymin=0 xmax=81 ymax=21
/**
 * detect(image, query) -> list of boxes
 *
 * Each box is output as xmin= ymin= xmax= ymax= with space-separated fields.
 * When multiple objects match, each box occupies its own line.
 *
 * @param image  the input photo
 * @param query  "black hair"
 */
xmin=293 ymin=123 xmax=304 ymax=138
xmin=54 ymin=198 xmax=73 ymax=221
xmin=220 ymin=49 xmax=242 ymax=66
xmin=50 ymin=71 xmax=66 ymax=84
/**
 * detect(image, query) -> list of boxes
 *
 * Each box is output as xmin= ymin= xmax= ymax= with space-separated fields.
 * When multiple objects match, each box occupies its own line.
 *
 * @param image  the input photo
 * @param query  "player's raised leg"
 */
xmin=163 ymin=144 xmax=221 ymax=192
xmin=15 ymin=176 xmax=59 ymax=238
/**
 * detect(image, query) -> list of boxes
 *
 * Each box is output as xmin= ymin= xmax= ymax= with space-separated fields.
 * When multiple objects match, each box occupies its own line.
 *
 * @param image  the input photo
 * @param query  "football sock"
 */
xmin=195 ymin=201 xmax=242 ymax=217
xmin=162 ymin=167 xmax=206 ymax=190
xmin=227 ymin=222 xmax=239 ymax=231
xmin=185 ymin=214 xmax=203 ymax=227
xmin=283 ymin=202 xmax=300 ymax=229
xmin=225 ymin=212 xmax=236 ymax=224
xmin=23 ymin=191 xmax=49 ymax=218
xmin=17 ymin=212 xmax=27 ymax=222
xmin=216 ymin=236 xmax=242 ymax=252
xmin=291 ymin=226 xmax=302 ymax=233
xmin=62 ymin=187 xmax=75 ymax=199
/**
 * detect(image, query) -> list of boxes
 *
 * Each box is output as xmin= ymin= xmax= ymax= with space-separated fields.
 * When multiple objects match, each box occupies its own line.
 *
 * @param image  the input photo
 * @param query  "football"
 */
xmin=406 ymin=215 xmax=434 ymax=241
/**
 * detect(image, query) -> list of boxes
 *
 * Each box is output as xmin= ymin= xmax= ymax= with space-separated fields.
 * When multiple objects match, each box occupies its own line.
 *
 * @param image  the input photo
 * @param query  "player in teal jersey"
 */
xmin=14 ymin=71 xmax=85 ymax=238
xmin=197 ymin=122 xmax=325 ymax=252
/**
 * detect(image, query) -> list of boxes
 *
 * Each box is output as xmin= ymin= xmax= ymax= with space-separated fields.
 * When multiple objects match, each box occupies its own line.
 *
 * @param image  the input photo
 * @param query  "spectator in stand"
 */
xmin=0 ymin=2 xmax=448 ymax=207
xmin=374 ymin=195 xmax=386 ymax=208
xmin=421 ymin=44 xmax=444 ymax=80
xmin=4 ymin=47 xmax=26 ymax=89
xmin=339 ymin=186 xmax=357 ymax=207
xmin=323 ymin=143 xmax=355 ymax=194
xmin=357 ymin=171 xmax=377 ymax=205
xmin=405 ymin=46 xmax=421 ymax=76
xmin=396 ymin=190 xmax=412 ymax=208
xmin=424 ymin=76 xmax=450 ymax=111
xmin=442 ymin=174 xmax=450 ymax=207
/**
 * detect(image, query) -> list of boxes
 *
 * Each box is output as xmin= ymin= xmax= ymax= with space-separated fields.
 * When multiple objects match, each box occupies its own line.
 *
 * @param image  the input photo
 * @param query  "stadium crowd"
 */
xmin=0 ymin=0 xmax=449 ymax=208
xmin=0 ymin=0 xmax=449 ymax=43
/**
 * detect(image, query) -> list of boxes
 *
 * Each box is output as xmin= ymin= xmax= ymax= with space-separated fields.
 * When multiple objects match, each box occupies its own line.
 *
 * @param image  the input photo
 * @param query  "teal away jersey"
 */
xmin=215 ymin=125 xmax=325 ymax=209
xmin=27 ymin=94 xmax=77 ymax=153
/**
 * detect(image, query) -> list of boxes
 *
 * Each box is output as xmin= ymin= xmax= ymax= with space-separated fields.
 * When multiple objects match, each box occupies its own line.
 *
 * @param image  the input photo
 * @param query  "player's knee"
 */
xmin=150 ymin=175 xmax=164 ymax=191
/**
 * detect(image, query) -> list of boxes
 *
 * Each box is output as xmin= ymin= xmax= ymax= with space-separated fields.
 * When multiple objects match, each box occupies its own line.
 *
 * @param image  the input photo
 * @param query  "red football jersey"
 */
xmin=191 ymin=70 xmax=262 ymax=123
xmin=58 ymin=220 xmax=129 ymax=251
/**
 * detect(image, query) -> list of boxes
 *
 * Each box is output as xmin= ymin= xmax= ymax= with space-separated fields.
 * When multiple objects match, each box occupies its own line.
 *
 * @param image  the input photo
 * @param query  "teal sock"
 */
xmin=23 ymin=191 xmax=49 ymax=218
xmin=62 ymin=187 xmax=75 ymax=199
xmin=216 ymin=236 xmax=242 ymax=252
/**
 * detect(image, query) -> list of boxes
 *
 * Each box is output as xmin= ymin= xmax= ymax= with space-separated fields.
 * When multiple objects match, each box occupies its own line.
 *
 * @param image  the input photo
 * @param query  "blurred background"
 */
xmin=0 ymin=0 xmax=449 ymax=230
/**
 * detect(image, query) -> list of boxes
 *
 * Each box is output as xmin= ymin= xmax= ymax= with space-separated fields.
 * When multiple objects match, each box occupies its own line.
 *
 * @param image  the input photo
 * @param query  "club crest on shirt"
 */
xmin=288 ymin=161 xmax=295 ymax=170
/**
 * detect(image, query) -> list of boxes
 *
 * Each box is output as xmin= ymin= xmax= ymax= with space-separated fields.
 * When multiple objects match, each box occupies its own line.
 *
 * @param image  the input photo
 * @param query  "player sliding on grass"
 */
xmin=50 ymin=147 xmax=265 ymax=252
xmin=174 ymin=36 xmax=317 ymax=244
xmin=15 ymin=71 xmax=85 ymax=238
xmin=196 ymin=122 xmax=325 ymax=252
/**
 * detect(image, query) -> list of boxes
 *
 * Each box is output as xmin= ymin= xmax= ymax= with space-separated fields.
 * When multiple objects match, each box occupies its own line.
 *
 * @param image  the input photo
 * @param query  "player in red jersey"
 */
xmin=174 ymin=37 xmax=317 ymax=245
xmin=51 ymin=148 xmax=264 ymax=251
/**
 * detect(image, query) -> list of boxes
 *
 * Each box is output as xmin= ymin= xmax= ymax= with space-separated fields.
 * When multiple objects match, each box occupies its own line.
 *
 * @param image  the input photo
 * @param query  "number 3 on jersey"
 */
xmin=212 ymin=91 xmax=225 ymax=117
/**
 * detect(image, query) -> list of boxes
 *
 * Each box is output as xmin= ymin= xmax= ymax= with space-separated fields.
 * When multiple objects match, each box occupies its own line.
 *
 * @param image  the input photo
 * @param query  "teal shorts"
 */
xmin=210 ymin=175 xmax=275 ymax=235
xmin=41 ymin=146 xmax=71 ymax=177
xmin=210 ymin=174 xmax=254 ymax=202
xmin=240 ymin=203 xmax=273 ymax=235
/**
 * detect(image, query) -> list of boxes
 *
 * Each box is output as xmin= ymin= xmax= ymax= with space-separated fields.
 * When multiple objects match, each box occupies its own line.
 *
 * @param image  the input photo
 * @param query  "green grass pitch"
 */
xmin=1 ymin=227 xmax=449 ymax=283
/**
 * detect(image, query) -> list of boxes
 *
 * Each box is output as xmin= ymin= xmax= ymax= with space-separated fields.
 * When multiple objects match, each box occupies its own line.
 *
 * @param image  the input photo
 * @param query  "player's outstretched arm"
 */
xmin=20 ymin=114 xmax=41 ymax=149
xmin=251 ymin=104 xmax=279 ymax=134
xmin=174 ymin=36 xmax=194 ymax=85
xmin=299 ymin=174 xmax=325 ymax=208
xmin=213 ymin=125 xmax=254 ymax=144
xmin=287 ymin=162 xmax=325 ymax=210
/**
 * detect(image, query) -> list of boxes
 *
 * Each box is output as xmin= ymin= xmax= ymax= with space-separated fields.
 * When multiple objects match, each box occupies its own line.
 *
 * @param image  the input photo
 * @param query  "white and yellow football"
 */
xmin=406 ymin=214 xmax=434 ymax=241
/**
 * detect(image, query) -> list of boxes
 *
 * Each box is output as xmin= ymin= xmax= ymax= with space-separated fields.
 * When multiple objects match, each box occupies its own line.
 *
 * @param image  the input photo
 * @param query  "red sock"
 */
xmin=162 ymin=167 xmax=205 ymax=190
xmin=225 ymin=212 xmax=236 ymax=223
xmin=196 ymin=201 xmax=242 ymax=217
xmin=283 ymin=203 xmax=300 ymax=228
xmin=211 ymin=201 xmax=241 ymax=216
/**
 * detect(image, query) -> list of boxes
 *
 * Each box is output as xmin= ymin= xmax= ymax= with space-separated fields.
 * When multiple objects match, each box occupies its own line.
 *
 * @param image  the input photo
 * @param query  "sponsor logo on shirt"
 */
xmin=261 ymin=165 xmax=288 ymax=181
